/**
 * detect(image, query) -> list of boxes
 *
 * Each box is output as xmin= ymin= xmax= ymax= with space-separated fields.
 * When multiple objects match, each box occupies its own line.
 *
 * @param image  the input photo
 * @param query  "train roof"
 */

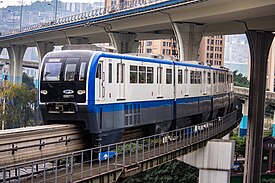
xmin=45 ymin=50 xmax=229 ymax=72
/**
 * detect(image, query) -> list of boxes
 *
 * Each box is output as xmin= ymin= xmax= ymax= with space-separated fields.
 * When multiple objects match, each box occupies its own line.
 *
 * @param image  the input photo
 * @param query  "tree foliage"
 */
xmin=0 ymin=81 xmax=38 ymax=129
xmin=123 ymin=160 xmax=198 ymax=183
xmin=230 ymin=131 xmax=246 ymax=161
xmin=233 ymin=70 xmax=250 ymax=87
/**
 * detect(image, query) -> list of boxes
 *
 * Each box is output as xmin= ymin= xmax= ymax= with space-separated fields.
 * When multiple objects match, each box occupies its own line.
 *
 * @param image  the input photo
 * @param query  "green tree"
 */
xmin=233 ymin=70 xmax=250 ymax=87
xmin=0 ymin=81 xmax=38 ymax=129
xmin=22 ymin=72 xmax=35 ymax=90
xmin=230 ymin=131 xmax=246 ymax=161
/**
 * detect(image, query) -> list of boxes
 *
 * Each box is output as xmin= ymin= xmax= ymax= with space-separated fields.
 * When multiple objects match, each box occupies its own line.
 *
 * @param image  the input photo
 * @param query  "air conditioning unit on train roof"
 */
xmin=125 ymin=53 xmax=178 ymax=61
xmin=62 ymin=44 xmax=117 ymax=52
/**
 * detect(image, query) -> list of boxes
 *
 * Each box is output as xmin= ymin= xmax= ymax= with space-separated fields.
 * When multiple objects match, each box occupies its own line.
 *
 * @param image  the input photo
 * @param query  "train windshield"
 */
xmin=43 ymin=59 xmax=62 ymax=81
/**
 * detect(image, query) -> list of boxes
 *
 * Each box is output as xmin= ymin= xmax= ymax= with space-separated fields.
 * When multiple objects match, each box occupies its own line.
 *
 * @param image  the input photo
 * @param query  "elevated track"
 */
xmin=0 ymin=124 xmax=87 ymax=167
xmin=0 ymin=106 xmax=242 ymax=183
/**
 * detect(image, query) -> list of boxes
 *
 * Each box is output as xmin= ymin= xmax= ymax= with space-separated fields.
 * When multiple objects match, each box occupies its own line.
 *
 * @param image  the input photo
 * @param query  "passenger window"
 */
xmin=213 ymin=72 xmax=216 ymax=84
xmin=96 ymin=63 xmax=102 ymax=79
xmin=79 ymin=62 xmax=86 ymax=81
xmin=64 ymin=63 xmax=76 ymax=81
xmin=196 ymin=71 xmax=202 ymax=84
xmin=178 ymin=69 xmax=183 ymax=84
xmin=139 ymin=66 xmax=146 ymax=83
xmin=166 ymin=68 xmax=172 ymax=84
xmin=207 ymin=72 xmax=211 ymax=84
xmin=190 ymin=71 xmax=195 ymax=84
xmin=147 ymin=67 xmax=154 ymax=84
xmin=109 ymin=63 xmax=112 ymax=83
xmin=130 ymin=65 xmax=137 ymax=83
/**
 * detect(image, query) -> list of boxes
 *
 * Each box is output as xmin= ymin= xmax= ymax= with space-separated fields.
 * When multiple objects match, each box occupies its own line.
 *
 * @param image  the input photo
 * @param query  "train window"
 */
xmin=190 ymin=71 xmax=195 ymax=84
xmin=139 ymin=66 xmax=146 ymax=83
xmin=43 ymin=62 xmax=62 ymax=81
xmin=109 ymin=63 xmax=112 ymax=83
xmin=184 ymin=69 xmax=188 ymax=84
xmin=178 ymin=69 xmax=183 ymax=84
xmin=147 ymin=67 xmax=154 ymax=84
xmin=64 ymin=64 xmax=77 ymax=81
xmin=213 ymin=72 xmax=216 ymax=84
xmin=96 ymin=63 xmax=102 ymax=79
xmin=207 ymin=72 xmax=211 ymax=84
xmin=79 ymin=62 xmax=86 ymax=81
xmin=166 ymin=68 xmax=172 ymax=84
xmin=196 ymin=71 xmax=202 ymax=84
xmin=130 ymin=65 xmax=137 ymax=83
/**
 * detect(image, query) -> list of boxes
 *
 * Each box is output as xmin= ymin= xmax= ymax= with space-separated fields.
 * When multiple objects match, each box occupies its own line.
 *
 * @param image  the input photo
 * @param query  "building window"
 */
xmin=163 ymin=42 xmax=166 ymax=46
xmin=146 ymin=41 xmax=152 ymax=46
xmin=162 ymin=49 xmax=165 ymax=54
xmin=166 ymin=68 xmax=172 ymax=84
xmin=210 ymin=46 xmax=214 ymax=51
xmin=210 ymin=53 xmax=213 ymax=58
xmin=146 ymin=49 xmax=152 ymax=53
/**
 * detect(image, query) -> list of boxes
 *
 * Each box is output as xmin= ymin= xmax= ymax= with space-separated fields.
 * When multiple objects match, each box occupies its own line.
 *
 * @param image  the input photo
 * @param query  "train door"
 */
xmin=157 ymin=66 xmax=163 ymax=97
xmin=96 ymin=59 xmax=105 ymax=100
xmin=203 ymin=70 xmax=207 ymax=95
xmin=117 ymin=61 xmax=125 ymax=99
xmin=184 ymin=68 xmax=189 ymax=96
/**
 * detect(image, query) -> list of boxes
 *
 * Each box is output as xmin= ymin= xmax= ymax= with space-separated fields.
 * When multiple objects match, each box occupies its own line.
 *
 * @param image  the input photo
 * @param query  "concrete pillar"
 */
xmin=244 ymin=31 xmax=274 ymax=183
xmin=108 ymin=32 xmax=139 ymax=53
xmin=36 ymin=41 xmax=54 ymax=62
xmin=7 ymin=47 xmax=15 ymax=83
xmin=67 ymin=37 xmax=90 ymax=45
xmin=178 ymin=139 xmax=235 ymax=183
xmin=7 ymin=45 xmax=27 ymax=83
xmin=239 ymin=98 xmax=249 ymax=136
xmin=173 ymin=23 xmax=206 ymax=61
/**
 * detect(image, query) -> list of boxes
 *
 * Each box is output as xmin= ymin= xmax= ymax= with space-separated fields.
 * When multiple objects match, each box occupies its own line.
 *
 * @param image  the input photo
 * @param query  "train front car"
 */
xmin=39 ymin=50 xmax=93 ymax=133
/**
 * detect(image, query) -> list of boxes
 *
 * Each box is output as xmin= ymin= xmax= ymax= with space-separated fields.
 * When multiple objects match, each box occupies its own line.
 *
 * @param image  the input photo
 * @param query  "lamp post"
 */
xmin=48 ymin=0 xmax=57 ymax=20
xmin=18 ymin=0 xmax=24 ymax=31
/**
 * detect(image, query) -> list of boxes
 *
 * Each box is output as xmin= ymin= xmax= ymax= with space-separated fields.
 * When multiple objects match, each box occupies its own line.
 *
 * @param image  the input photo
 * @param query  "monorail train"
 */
xmin=39 ymin=50 xmax=234 ymax=146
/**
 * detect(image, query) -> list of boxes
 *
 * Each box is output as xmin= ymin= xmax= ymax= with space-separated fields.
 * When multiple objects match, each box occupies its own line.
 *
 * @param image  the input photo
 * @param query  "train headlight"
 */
xmin=41 ymin=90 xmax=48 ymax=95
xmin=77 ymin=90 xmax=86 ymax=95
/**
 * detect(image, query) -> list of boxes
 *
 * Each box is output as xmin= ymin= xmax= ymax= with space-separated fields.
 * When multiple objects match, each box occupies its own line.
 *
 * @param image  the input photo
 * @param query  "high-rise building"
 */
xmin=198 ymin=35 xmax=225 ymax=66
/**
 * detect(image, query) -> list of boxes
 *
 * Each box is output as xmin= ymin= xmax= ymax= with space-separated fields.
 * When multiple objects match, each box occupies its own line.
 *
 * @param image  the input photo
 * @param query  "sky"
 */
xmin=0 ymin=0 xmax=93 ymax=8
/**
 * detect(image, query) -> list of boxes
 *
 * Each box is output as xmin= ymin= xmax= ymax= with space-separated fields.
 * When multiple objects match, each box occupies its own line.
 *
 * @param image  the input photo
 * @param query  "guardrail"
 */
xmin=0 ymin=106 xmax=242 ymax=183
xmin=0 ymin=0 xmax=206 ymax=37
xmin=234 ymin=86 xmax=275 ymax=104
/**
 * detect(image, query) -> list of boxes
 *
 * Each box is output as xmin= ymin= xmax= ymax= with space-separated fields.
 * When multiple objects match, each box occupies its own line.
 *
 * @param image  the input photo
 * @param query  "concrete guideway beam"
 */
xmin=244 ymin=31 xmax=274 ymax=183
xmin=36 ymin=41 xmax=54 ymax=62
xmin=178 ymin=139 xmax=235 ymax=183
xmin=173 ymin=23 xmax=206 ymax=61
xmin=108 ymin=32 xmax=139 ymax=53
xmin=7 ymin=45 xmax=27 ymax=83
xmin=67 ymin=37 xmax=90 ymax=45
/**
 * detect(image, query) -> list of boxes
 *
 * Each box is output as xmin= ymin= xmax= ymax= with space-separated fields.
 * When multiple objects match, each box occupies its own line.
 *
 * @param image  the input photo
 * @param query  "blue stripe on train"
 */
xmin=88 ymin=95 xmax=212 ymax=113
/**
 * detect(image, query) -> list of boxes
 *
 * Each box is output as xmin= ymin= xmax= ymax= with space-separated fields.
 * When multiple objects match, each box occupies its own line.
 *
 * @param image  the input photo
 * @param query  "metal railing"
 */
xmin=0 ymin=106 xmax=242 ymax=183
xmin=0 ymin=0 xmax=206 ymax=37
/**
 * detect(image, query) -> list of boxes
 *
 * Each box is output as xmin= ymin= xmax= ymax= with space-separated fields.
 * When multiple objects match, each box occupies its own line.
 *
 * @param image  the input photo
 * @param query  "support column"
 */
xmin=7 ymin=47 xmax=15 ymax=83
xmin=36 ymin=41 xmax=54 ymax=62
xmin=173 ymin=23 xmax=206 ymax=61
xmin=7 ymin=45 xmax=27 ymax=83
xmin=244 ymin=31 xmax=274 ymax=183
xmin=108 ymin=32 xmax=139 ymax=53
xmin=178 ymin=139 xmax=235 ymax=183
xmin=239 ymin=98 xmax=249 ymax=136
xmin=67 ymin=37 xmax=90 ymax=45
